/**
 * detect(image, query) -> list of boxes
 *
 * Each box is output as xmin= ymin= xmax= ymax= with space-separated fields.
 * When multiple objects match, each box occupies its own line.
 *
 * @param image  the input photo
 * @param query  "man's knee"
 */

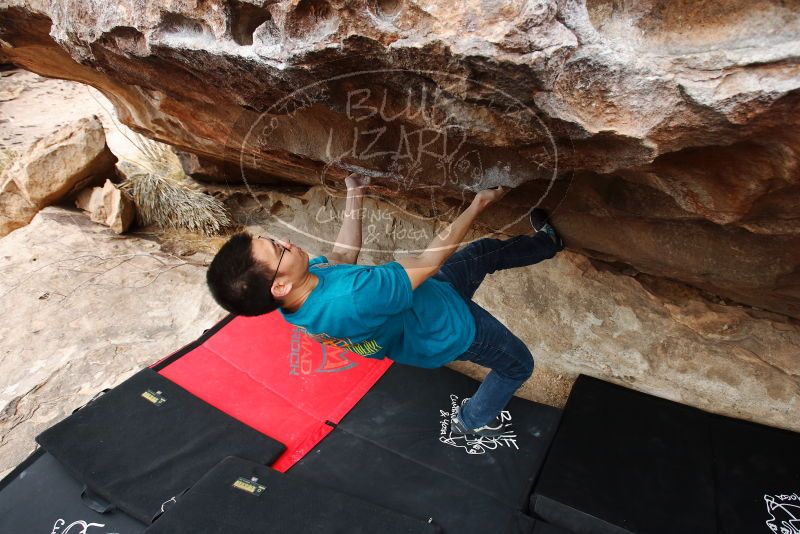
xmin=519 ymin=350 xmax=534 ymax=381
xmin=506 ymin=339 xmax=534 ymax=381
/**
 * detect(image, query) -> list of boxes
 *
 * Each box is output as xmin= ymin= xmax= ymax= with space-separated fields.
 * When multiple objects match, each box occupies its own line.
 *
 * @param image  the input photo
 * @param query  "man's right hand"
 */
xmin=397 ymin=185 xmax=511 ymax=290
xmin=473 ymin=186 xmax=510 ymax=208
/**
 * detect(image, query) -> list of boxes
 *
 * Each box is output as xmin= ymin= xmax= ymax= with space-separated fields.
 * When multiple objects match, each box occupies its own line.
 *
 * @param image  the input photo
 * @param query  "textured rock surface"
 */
xmin=0 ymin=206 xmax=227 ymax=479
xmin=476 ymin=253 xmax=800 ymax=432
xmin=0 ymin=186 xmax=798 ymax=481
xmin=1 ymin=0 xmax=799 ymax=317
xmin=0 ymin=116 xmax=117 ymax=236
xmin=1 ymin=0 xmax=799 ymax=472
xmin=218 ymin=183 xmax=800 ymax=432
xmin=75 ymin=178 xmax=136 ymax=233
xmin=0 ymin=68 xmax=143 ymax=160
xmin=74 ymin=183 xmax=105 ymax=221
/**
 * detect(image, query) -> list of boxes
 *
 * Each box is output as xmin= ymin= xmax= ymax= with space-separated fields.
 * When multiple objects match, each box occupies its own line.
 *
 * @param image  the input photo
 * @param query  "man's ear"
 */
xmin=271 ymin=279 xmax=293 ymax=300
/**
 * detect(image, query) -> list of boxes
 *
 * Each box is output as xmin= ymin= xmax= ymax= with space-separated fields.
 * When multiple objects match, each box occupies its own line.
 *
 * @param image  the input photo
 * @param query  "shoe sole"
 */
xmin=530 ymin=209 xmax=565 ymax=250
xmin=449 ymin=427 xmax=508 ymax=438
xmin=451 ymin=406 xmax=508 ymax=438
xmin=529 ymin=208 xmax=549 ymax=233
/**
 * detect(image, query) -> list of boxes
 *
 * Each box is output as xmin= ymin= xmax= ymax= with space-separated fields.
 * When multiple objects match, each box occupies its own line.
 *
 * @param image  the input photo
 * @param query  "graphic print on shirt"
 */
xmin=439 ymin=394 xmax=519 ymax=455
xmin=295 ymin=325 xmax=383 ymax=358
xmin=288 ymin=326 xmax=360 ymax=376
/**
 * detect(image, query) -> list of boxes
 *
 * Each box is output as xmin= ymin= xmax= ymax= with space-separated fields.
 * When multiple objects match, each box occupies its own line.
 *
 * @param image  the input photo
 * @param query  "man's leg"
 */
xmin=434 ymin=215 xmax=559 ymax=432
xmin=453 ymin=301 xmax=534 ymax=430
xmin=435 ymin=232 xmax=559 ymax=301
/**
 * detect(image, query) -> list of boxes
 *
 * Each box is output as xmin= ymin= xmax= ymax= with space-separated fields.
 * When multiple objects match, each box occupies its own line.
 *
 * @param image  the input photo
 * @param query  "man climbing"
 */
xmin=206 ymin=173 xmax=564 ymax=437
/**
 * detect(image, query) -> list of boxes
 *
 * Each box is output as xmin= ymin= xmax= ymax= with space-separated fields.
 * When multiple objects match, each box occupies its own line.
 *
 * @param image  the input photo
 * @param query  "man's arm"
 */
xmin=327 ymin=174 xmax=368 ymax=265
xmin=396 ymin=186 xmax=508 ymax=290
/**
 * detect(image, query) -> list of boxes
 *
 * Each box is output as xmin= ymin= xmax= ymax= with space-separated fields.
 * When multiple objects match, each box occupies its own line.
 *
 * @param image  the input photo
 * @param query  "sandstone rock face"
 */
xmin=1 ymin=1 xmax=799 ymax=318
xmin=475 ymin=253 xmax=800 ymax=433
xmin=0 ymin=115 xmax=117 ymax=236
xmin=74 ymin=184 xmax=105 ymax=221
xmin=0 ymin=186 xmax=797 ymax=482
xmin=0 ymin=206 xmax=227 ymax=480
xmin=75 ymin=178 xmax=137 ymax=233
xmin=0 ymin=0 xmax=799 ymax=442
xmin=176 ymin=149 xmax=281 ymax=185
xmin=217 ymin=184 xmax=800 ymax=433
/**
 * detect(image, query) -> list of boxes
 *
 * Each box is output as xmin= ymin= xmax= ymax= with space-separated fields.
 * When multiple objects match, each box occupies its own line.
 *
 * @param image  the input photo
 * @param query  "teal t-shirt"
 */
xmin=279 ymin=256 xmax=476 ymax=368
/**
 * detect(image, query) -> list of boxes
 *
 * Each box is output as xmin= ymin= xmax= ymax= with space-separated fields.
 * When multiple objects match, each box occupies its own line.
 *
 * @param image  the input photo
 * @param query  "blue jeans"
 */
xmin=432 ymin=232 xmax=560 ymax=429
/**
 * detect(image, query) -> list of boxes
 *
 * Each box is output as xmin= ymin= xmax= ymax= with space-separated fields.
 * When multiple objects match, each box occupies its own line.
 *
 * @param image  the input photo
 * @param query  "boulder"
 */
xmin=176 ymin=149 xmax=281 ymax=185
xmin=0 ymin=115 xmax=117 ymax=236
xmin=75 ymin=178 xmax=136 ymax=233
xmin=74 ymin=183 xmax=105 ymax=223
xmin=0 ymin=206 xmax=227 ymax=480
xmin=221 ymin=184 xmax=800 ymax=433
xmin=0 ymin=172 xmax=37 ymax=237
xmin=1 ymin=0 xmax=798 ymax=317
xmin=0 ymin=0 xmax=799 ymax=453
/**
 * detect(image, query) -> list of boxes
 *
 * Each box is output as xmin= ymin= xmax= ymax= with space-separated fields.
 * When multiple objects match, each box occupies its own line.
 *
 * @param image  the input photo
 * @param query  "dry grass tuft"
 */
xmin=118 ymin=133 xmax=232 ymax=236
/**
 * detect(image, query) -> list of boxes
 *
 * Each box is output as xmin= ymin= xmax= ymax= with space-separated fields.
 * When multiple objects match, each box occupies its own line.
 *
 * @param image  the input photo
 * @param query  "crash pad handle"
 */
xmin=80 ymin=485 xmax=116 ymax=514
xmin=150 ymin=486 xmax=191 ymax=523
xmin=72 ymin=388 xmax=112 ymax=414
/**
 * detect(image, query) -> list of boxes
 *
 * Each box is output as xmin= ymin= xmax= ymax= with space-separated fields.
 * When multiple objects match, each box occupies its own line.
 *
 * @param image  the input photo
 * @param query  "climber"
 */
xmin=206 ymin=173 xmax=564 ymax=437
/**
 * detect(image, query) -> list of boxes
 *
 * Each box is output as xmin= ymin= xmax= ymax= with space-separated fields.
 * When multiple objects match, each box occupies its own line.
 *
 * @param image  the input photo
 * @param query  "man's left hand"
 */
xmin=345 ymin=173 xmax=371 ymax=191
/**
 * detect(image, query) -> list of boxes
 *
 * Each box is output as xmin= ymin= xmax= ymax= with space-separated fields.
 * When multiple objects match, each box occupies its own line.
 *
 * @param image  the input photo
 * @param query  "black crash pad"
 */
xmin=289 ymin=426 xmax=540 ymax=533
xmin=144 ymin=456 xmax=443 ymax=533
xmin=532 ymin=375 xmax=800 ymax=534
xmin=35 ymin=367 xmax=285 ymax=524
xmin=531 ymin=375 xmax=717 ymax=534
xmin=533 ymin=522 xmax=577 ymax=534
xmin=336 ymin=364 xmax=562 ymax=509
xmin=0 ymin=448 xmax=145 ymax=533
xmin=711 ymin=415 xmax=800 ymax=534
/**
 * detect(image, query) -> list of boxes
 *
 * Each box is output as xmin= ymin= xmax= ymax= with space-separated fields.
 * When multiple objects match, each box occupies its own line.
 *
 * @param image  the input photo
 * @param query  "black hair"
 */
xmin=206 ymin=232 xmax=279 ymax=316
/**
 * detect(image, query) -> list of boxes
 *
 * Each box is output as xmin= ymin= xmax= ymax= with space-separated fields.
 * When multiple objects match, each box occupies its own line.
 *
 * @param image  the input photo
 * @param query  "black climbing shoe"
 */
xmin=450 ymin=399 xmax=507 ymax=438
xmin=529 ymin=208 xmax=564 ymax=250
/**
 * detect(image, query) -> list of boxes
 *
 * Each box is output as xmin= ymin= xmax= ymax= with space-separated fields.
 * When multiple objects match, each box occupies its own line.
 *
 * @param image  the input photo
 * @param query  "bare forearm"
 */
xmin=417 ymin=200 xmax=485 ymax=267
xmin=331 ymin=187 xmax=364 ymax=261
xmin=397 ymin=187 xmax=507 ymax=290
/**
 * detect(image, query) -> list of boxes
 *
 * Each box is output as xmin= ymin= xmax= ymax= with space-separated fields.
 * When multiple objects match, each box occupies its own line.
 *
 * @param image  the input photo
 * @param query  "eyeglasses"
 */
xmin=257 ymin=235 xmax=286 ymax=289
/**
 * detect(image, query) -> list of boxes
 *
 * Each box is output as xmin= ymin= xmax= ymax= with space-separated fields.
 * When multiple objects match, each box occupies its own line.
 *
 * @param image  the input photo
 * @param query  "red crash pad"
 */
xmin=152 ymin=312 xmax=391 ymax=471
